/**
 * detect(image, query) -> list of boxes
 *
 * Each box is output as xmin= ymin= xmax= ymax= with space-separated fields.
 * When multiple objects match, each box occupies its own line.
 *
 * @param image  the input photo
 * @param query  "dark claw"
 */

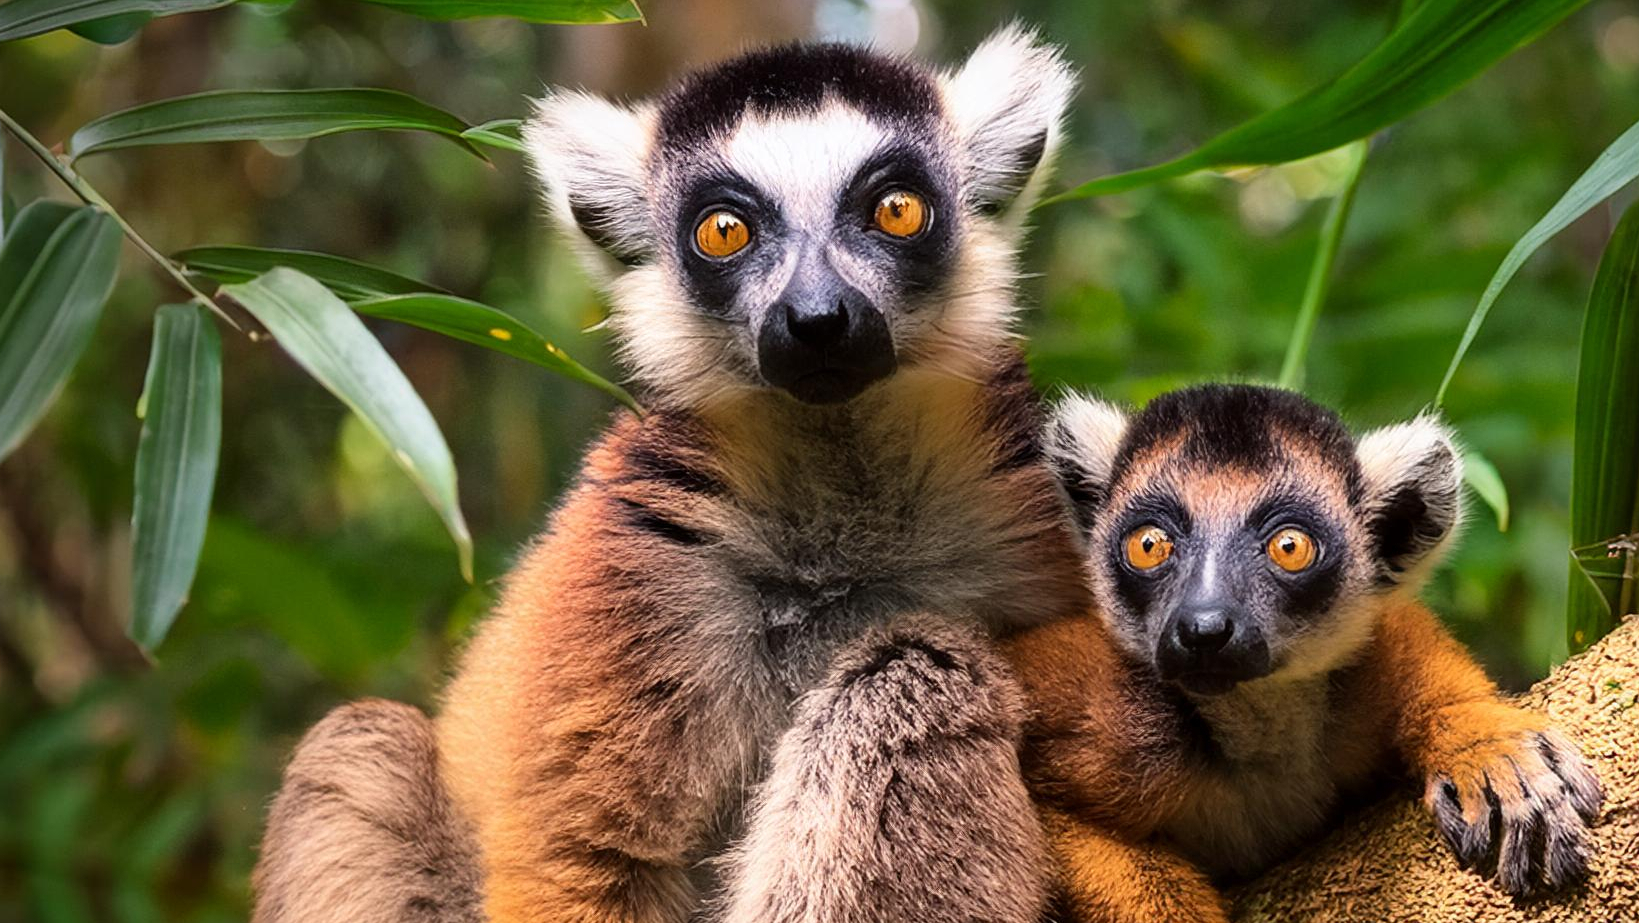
xmin=1539 ymin=733 xmax=1604 ymax=823
xmin=1541 ymin=798 xmax=1592 ymax=891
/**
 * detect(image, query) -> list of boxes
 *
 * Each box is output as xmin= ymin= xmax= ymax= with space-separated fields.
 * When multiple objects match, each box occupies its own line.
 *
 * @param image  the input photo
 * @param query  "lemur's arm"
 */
xmin=1045 ymin=808 xmax=1228 ymax=923
xmin=1365 ymin=599 xmax=1603 ymax=894
xmin=438 ymin=433 xmax=763 ymax=923
xmin=721 ymin=617 xmax=1050 ymax=923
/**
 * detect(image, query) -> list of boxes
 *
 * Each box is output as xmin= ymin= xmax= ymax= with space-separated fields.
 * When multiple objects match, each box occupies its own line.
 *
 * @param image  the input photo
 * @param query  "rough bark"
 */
xmin=1232 ymin=616 xmax=1639 ymax=922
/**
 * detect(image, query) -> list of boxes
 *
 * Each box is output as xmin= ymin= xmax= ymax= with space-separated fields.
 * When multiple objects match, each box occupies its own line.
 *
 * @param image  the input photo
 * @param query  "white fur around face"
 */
xmin=940 ymin=23 xmax=1076 ymax=220
xmin=523 ymin=91 xmax=657 ymax=280
xmin=1355 ymin=413 xmax=1464 ymax=584
xmin=725 ymin=106 xmax=886 ymax=234
xmin=1045 ymin=393 xmax=1129 ymax=494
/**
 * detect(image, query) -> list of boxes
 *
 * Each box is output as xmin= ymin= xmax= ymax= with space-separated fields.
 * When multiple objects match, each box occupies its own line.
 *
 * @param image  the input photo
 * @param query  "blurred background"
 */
xmin=1 ymin=0 xmax=1637 ymax=919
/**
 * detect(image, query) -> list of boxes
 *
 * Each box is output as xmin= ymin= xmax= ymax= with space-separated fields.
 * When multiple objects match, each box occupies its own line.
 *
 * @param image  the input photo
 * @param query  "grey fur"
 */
xmin=253 ymin=700 xmax=483 ymax=923
xmin=720 ymin=618 xmax=1049 ymax=923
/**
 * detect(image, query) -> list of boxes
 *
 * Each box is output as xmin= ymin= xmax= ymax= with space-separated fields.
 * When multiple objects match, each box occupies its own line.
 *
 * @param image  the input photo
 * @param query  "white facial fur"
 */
xmin=523 ymin=26 xmax=1076 ymax=409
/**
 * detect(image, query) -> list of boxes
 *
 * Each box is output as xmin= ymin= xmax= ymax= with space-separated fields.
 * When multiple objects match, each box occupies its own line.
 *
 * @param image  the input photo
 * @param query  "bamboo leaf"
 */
xmin=0 ymin=202 xmax=122 ymax=462
xmin=353 ymin=293 xmax=639 ymax=411
xmin=461 ymin=118 xmax=525 ymax=153
xmin=1567 ymin=203 xmax=1639 ymax=652
xmin=1046 ymin=0 xmax=1592 ymax=204
xmin=176 ymin=245 xmax=444 ymax=300
xmin=0 ymin=0 xmax=233 ymax=42
xmin=1437 ymin=118 xmax=1639 ymax=404
xmin=130 ymin=304 xmax=222 ymax=651
xmin=1462 ymin=450 xmax=1510 ymax=532
xmin=67 ymin=89 xmax=483 ymax=160
xmin=221 ymin=268 xmax=473 ymax=580
xmin=354 ymin=0 xmax=643 ymax=24
xmin=1277 ymin=141 xmax=1368 ymax=389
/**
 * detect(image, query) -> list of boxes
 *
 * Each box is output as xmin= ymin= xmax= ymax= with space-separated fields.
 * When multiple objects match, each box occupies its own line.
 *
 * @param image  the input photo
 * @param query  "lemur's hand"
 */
xmin=1421 ymin=703 xmax=1603 ymax=895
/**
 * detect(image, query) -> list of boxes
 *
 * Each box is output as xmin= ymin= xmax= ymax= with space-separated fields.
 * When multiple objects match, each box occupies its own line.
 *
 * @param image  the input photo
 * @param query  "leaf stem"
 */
xmin=0 ymin=107 xmax=240 ymax=330
xmin=1277 ymin=141 xmax=1369 ymax=390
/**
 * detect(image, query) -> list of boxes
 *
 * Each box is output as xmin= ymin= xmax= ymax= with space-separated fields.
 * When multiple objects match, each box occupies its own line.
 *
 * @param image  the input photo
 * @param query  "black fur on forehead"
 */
xmin=656 ymin=43 xmax=940 ymax=153
xmin=1111 ymin=385 xmax=1363 ymax=497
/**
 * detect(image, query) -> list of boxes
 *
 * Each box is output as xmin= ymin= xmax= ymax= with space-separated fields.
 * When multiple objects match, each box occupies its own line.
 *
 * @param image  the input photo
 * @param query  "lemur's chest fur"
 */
xmin=612 ymin=360 xmax=1087 ymax=699
xmin=1163 ymin=675 xmax=1341 ymax=880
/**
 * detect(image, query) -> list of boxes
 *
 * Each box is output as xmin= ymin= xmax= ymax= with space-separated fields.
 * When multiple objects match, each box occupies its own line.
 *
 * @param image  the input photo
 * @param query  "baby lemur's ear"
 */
xmin=1044 ymin=393 xmax=1129 ymax=536
xmin=1355 ymin=415 xmax=1464 ymax=585
xmin=524 ymin=91 xmax=656 ymax=280
xmin=942 ymin=24 xmax=1077 ymax=219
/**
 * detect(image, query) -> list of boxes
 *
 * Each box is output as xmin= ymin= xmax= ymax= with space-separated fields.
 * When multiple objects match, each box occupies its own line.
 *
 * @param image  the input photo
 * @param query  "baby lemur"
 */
xmin=254 ymin=28 xmax=1086 ymax=923
xmin=1005 ymin=385 xmax=1603 ymax=922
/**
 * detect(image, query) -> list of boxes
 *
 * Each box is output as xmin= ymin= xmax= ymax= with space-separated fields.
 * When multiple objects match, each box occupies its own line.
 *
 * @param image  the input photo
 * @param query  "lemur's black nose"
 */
xmin=784 ymin=299 xmax=849 ymax=347
xmin=1174 ymin=609 xmax=1234 ymax=653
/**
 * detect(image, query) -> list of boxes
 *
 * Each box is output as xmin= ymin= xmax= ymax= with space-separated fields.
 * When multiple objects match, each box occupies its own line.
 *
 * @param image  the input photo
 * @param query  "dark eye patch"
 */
xmin=837 ymin=145 xmax=956 ymax=297
xmin=1103 ymin=492 xmax=1192 ymax=621
xmin=673 ymin=175 xmax=785 ymax=317
xmin=1240 ymin=496 xmax=1350 ymax=618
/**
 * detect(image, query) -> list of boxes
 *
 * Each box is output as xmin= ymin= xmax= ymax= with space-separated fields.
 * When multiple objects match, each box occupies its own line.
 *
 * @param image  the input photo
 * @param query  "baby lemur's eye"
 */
xmin=1267 ymin=527 xmax=1318 ymax=573
xmin=1124 ymin=525 xmax=1173 ymax=571
xmin=873 ymin=190 xmax=929 ymax=238
xmin=694 ymin=210 xmax=751 ymax=259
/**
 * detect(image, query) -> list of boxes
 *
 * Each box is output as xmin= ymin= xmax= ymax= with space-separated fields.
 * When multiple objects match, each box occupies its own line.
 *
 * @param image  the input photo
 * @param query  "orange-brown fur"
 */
xmin=437 ymin=356 xmax=1088 ymax=923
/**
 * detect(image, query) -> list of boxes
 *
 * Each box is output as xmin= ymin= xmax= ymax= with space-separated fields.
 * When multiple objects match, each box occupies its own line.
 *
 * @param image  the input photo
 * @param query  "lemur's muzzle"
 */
xmin=1156 ymin=603 xmax=1273 ymax=696
xmin=756 ymin=261 xmax=896 ymax=404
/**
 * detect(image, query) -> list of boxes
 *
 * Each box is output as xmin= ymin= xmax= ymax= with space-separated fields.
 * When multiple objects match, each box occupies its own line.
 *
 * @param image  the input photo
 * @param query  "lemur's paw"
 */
xmin=813 ymin=619 xmax=1025 ymax=749
xmin=1425 ymin=726 xmax=1603 ymax=896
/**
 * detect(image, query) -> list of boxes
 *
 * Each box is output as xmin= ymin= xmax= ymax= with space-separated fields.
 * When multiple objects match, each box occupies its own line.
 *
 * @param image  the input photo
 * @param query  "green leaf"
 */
xmin=176 ymin=245 xmax=444 ymax=300
xmin=129 ymin=305 xmax=222 ymax=651
xmin=0 ymin=0 xmax=233 ymax=42
xmin=1461 ymin=450 xmax=1509 ymax=532
xmin=352 ymin=293 xmax=640 ymax=411
xmin=1567 ymin=203 xmax=1639 ymax=653
xmin=0 ymin=202 xmax=122 ymax=462
xmin=1436 ymin=118 xmax=1639 ymax=404
xmin=68 ymin=11 xmax=153 ymax=43
xmin=353 ymin=0 xmax=643 ymax=24
xmin=0 ymin=138 xmax=11 ymax=241
xmin=66 ymin=89 xmax=483 ymax=160
xmin=1277 ymin=141 xmax=1368 ymax=389
xmin=461 ymin=118 xmax=525 ymax=153
xmin=221 ymin=268 xmax=473 ymax=580
xmin=1046 ymin=0 xmax=1592 ymax=203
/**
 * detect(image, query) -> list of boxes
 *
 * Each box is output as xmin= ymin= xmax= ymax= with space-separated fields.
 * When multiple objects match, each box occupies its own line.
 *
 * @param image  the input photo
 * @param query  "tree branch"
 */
xmin=1232 ymin=616 xmax=1639 ymax=921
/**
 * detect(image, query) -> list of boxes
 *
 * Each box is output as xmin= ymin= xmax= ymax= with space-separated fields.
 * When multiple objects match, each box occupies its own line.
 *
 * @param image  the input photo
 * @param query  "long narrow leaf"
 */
xmin=67 ymin=89 xmax=483 ymax=160
xmin=1567 ymin=203 xmax=1639 ymax=652
xmin=352 ymin=293 xmax=639 ymax=411
xmin=221 ymin=268 xmax=473 ymax=580
xmin=0 ymin=0 xmax=232 ymax=42
xmin=355 ymin=0 xmax=642 ymax=24
xmin=130 ymin=305 xmax=222 ymax=650
xmin=461 ymin=119 xmax=525 ymax=153
xmin=1437 ymin=118 xmax=1639 ymax=404
xmin=1462 ymin=450 xmax=1510 ymax=532
xmin=0 ymin=202 xmax=122 ymax=462
xmin=177 ymin=245 xmax=443 ymax=300
xmin=1046 ymin=0 xmax=1591 ymax=203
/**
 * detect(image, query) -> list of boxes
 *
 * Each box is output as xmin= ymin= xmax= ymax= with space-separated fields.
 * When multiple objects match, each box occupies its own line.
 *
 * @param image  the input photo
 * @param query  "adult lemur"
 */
xmin=252 ymin=27 xmax=1086 ymax=923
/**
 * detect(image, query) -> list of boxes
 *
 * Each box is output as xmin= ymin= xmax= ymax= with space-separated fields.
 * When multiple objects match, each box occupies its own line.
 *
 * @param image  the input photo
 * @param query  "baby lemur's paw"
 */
xmin=815 ymin=617 xmax=1025 ymax=751
xmin=1424 ymin=717 xmax=1603 ymax=896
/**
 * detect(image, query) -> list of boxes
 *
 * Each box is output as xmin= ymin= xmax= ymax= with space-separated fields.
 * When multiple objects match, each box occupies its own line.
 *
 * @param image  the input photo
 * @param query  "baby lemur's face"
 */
xmin=523 ymin=29 xmax=1074 ymax=408
xmin=1047 ymin=386 xmax=1463 ymax=696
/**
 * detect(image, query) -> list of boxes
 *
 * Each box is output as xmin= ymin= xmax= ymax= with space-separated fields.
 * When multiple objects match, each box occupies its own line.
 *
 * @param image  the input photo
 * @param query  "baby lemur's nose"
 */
xmin=1174 ymin=609 xmax=1234 ymax=653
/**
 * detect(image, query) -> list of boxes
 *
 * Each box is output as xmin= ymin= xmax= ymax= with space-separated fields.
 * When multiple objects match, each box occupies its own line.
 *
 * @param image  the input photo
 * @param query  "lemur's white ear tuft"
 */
xmin=942 ymin=24 xmax=1077 ymax=219
xmin=523 ymin=90 xmax=656 ymax=281
xmin=1044 ymin=392 xmax=1129 ymax=534
xmin=1355 ymin=414 xmax=1464 ymax=585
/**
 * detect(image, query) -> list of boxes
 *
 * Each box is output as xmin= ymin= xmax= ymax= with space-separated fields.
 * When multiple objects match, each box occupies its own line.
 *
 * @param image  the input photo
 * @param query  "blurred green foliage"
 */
xmin=1 ymin=1 xmax=1636 ymax=919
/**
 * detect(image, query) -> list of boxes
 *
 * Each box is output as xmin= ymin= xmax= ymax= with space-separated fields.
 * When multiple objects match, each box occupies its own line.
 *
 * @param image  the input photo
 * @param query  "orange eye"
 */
xmin=694 ymin=210 xmax=751 ymax=258
xmin=1267 ymin=528 xmax=1318 ymax=573
xmin=873 ymin=190 xmax=928 ymax=238
xmin=1124 ymin=526 xmax=1173 ymax=570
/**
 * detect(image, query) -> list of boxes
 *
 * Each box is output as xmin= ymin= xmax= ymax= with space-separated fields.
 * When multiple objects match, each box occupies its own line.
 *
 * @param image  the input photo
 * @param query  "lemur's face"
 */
xmin=524 ymin=29 xmax=1074 ymax=407
xmin=1047 ymin=386 xmax=1462 ymax=697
